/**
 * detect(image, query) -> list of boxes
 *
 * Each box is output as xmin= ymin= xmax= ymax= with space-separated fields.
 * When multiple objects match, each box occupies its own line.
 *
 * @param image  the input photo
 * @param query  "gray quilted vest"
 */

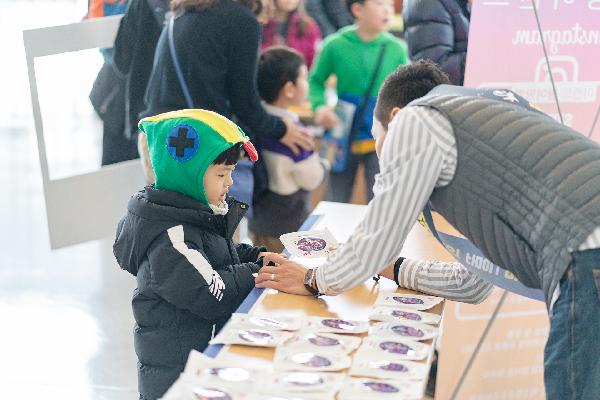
xmin=410 ymin=85 xmax=600 ymax=307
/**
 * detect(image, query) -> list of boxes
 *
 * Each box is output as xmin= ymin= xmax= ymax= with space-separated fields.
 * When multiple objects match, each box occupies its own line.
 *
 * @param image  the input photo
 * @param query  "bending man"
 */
xmin=256 ymin=61 xmax=600 ymax=399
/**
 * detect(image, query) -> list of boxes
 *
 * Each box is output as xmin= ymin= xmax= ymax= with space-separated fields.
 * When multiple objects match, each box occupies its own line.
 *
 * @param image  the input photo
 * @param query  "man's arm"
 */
xmin=315 ymin=109 xmax=449 ymax=295
xmin=380 ymin=258 xmax=493 ymax=304
xmin=255 ymin=109 xmax=456 ymax=296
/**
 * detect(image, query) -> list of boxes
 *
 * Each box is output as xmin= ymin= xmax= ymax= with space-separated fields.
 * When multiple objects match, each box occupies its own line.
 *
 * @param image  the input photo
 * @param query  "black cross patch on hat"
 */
xmin=166 ymin=124 xmax=199 ymax=162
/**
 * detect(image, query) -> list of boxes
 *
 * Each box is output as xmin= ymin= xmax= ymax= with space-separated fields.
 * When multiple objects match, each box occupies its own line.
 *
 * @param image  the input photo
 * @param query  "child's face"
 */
xmin=354 ymin=0 xmax=393 ymax=34
xmin=287 ymin=65 xmax=309 ymax=106
xmin=258 ymin=0 xmax=275 ymax=24
xmin=204 ymin=163 xmax=235 ymax=205
xmin=276 ymin=0 xmax=301 ymax=13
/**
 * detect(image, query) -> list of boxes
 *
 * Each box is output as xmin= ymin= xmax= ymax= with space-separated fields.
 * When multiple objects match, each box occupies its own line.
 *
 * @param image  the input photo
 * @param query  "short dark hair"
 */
xmin=212 ymin=144 xmax=242 ymax=165
xmin=375 ymin=60 xmax=451 ymax=129
xmin=346 ymin=0 xmax=365 ymax=15
xmin=257 ymin=46 xmax=306 ymax=104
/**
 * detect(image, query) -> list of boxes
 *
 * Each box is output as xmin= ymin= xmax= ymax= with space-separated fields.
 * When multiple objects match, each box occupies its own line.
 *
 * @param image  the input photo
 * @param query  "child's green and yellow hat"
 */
xmin=138 ymin=109 xmax=258 ymax=205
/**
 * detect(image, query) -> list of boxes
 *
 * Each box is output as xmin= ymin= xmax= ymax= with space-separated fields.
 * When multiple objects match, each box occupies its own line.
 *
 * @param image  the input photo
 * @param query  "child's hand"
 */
xmin=314 ymin=106 xmax=340 ymax=129
xmin=259 ymin=252 xmax=288 ymax=266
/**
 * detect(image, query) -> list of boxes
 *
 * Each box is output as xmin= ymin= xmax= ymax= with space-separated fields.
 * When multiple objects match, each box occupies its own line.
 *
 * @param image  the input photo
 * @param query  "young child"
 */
xmin=113 ymin=109 xmax=272 ymax=400
xmin=250 ymin=46 xmax=328 ymax=252
xmin=309 ymin=0 xmax=408 ymax=203
xmin=261 ymin=0 xmax=322 ymax=67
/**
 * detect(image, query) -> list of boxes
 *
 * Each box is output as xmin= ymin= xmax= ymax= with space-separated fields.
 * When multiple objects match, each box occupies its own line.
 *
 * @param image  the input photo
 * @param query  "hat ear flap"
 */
xmin=242 ymin=141 xmax=258 ymax=162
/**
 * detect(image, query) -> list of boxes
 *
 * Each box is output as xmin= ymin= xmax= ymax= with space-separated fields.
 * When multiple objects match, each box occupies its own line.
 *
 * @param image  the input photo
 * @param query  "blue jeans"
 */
xmin=544 ymin=248 xmax=600 ymax=399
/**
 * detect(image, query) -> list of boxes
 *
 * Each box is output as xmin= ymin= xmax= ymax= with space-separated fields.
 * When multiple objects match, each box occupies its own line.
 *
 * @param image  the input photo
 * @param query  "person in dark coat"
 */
xmin=305 ymin=0 xmax=353 ymax=37
xmin=403 ymin=0 xmax=470 ymax=85
xmin=141 ymin=0 xmax=314 ymax=212
xmin=113 ymin=109 xmax=277 ymax=400
xmin=142 ymin=0 xmax=313 ymax=153
xmin=87 ymin=0 xmax=138 ymax=165
xmin=113 ymin=0 xmax=170 ymax=140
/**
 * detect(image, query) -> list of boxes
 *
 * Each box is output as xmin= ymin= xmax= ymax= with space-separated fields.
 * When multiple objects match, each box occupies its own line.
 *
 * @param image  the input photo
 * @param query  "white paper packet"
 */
xmin=369 ymin=306 xmax=441 ymax=325
xmin=356 ymin=337 xmax=432 ymax=361
xmin=257 ymin=371 xmax=344 ymax=398
xmin=280 ymin=229 xmax=339 ymax=258
xmin=283 ymin=331 xmax=362 ymax=354
xmin=349 ymin=356 xmax=428 ymax=380
xmin=246 ymin=394 xmax=328 ymax=400
xmin=209 ymin=327 xmax=293 ymax=347
xmin=375 ymin=293 xmax=444 ymax=311
xmin=337 ymin=377 xmax=423 ymax=400
xmin=370 ymin=321 xmax=439 ymax=341
xmin=303 ymin=316 xmax=370 ymax=334
xmin=226 ymin=313 xmax=302 ymax=331
xmin=160 ymin=373 xmax=248 ymax=400
xmin=274 ymin=348 xmax=352 ymax=372
xmin=182 ymin=350 xmax=265 ymax=393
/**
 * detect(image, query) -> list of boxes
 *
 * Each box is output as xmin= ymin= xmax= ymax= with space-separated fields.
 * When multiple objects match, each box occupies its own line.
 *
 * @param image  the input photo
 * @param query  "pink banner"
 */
xmin=465 ymin=0 xmax=600 ymax=141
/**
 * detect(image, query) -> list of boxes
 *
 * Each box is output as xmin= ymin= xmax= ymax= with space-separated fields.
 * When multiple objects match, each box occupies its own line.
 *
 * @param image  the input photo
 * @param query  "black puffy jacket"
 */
xmin=403 ymin=0 xmax=470 ymax=85
xmin=113 ymin=187 xmax=264 ymax=400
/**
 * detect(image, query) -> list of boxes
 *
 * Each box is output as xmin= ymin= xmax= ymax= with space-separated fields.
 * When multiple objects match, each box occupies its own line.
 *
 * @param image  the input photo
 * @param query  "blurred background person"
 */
xmin=87 ymin=0 xmax=137 ymax=165
xmin=261 ymin=0 xmax=322 ymax=68
xmin=112 ymin=0 xmax=170 ymax=163
xmin=251 ymin=46 xmax=329 ymax=252
xmin=403 ymin=0 xmax=471 ymax=85
xmin=309 ymin=0 xmax=408 ymax=203
xmin=140 ymin=0 xmax=314 ymax=215
xmin=305 ymin=0 xmax=352 ymax=38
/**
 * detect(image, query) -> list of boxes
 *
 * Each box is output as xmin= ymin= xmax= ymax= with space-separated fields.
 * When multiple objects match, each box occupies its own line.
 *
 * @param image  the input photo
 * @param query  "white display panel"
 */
xmin=23 ymin=16 xmax=146 ymax=249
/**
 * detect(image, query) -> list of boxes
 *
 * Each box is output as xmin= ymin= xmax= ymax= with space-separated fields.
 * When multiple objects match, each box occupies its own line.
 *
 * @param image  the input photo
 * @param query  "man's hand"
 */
xmin=255 ymin=260 xmax=311 ymax=296
xmin=314 ymin=106 xmax=340 ymax=129
xmin=280 ymin=117 xmax=315 ymax=156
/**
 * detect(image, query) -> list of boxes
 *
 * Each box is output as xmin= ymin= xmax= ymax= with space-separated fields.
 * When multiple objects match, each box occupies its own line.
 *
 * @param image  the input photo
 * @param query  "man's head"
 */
xmin=258 ymin=46 xmax=308 ymax=108
xmin=373 ymin=60 xmax=451 ymax=156
xmin=346 ymin=0 xmax=393 ymax=35
xmin=138 ymin=109 xmax=258 ymax=206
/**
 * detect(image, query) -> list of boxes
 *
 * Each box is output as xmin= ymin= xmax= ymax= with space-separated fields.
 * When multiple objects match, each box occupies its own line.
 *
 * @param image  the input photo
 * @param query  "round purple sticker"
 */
xmin=391 ymin=324 xmax=425 ymax=338
xmin=296 ymin=237 xmax=327 ymax=252
xmin=393 ymin=296 xmax=425 ymax=305
xmin=238 ymin=329 xmax=273 ymax=345
xmin=207 ymin=367 xmax=250 ymax=382
xmin=362 ymin=381 xmax=400 ymax=393
xmin=282 ymin=372 xmax=324 ymax=386
xmin=391 ymin=310 xmax=422 ymax=321
xmin=379 ymin=341 xmax=412 ymax=355
xmin=291 ymin=353 xmax=332 ymax=368
xmin=321 ymin=318 xmax=356 ymax=331
xmin=307 ymin=334 xmax=340 ymax=347
xmin=369 ymin=361 xmax=409 ymax=373
xmin=193 ymin=388 xmax=232 ymax=400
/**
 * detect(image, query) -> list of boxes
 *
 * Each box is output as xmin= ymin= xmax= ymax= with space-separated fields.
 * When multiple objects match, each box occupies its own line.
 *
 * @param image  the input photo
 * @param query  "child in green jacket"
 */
xmin=309 ymin=0 xmax=408 ymax=202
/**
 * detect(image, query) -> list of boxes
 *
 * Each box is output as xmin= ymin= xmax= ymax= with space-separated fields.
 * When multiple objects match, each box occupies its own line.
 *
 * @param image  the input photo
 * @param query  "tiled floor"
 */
xmin=1 ymin=1 xmax=138 ymax=399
